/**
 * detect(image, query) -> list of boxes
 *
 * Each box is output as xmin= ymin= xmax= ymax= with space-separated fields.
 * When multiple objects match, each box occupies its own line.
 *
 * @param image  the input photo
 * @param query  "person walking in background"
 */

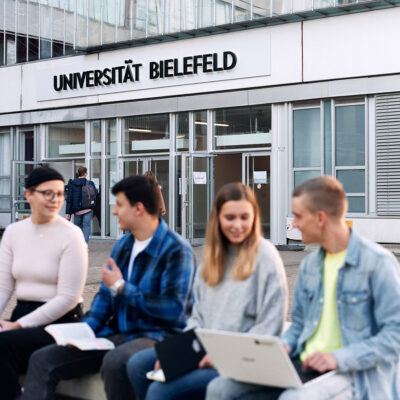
xmin=66 ymin=166 xmax=98 ymax=243
xmin=207 ymin=176 xmax=400 ymax=400
xmin=21 ymin=175 xmax=195 ymax=400
xmin=126 ymin=182 xmax=288 ymax=400
xmin=143 ymin=171 xmax=166 ymax=216
xmin=0 ymin=167 xmax=87 ymax=400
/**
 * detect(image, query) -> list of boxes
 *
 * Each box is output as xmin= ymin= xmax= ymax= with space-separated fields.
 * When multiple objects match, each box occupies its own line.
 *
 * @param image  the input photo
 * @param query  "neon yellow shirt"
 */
xmin=300 ymin=249 xmax=347 ymax=362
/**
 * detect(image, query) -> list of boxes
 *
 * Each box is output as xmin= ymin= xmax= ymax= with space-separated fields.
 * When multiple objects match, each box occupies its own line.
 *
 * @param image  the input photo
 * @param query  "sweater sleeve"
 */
xmin=185 ymin=268 xmax=204 ymax=330
xmin=17 ymin=228 xmax=88 ymax=328
xmin=248 ymin=241 xmax=289 ymax=336
xmin=0 ymin=227 xmax=16 ymax=315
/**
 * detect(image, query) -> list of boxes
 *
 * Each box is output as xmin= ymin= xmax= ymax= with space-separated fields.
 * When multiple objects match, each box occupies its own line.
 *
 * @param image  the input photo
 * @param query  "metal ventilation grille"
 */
xmin=376 ymin=94 xmax=400 ymax=215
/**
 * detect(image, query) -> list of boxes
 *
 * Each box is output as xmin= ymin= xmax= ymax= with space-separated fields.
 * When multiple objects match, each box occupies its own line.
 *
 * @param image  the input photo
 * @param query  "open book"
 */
xmin=45 ymin=322 xmax=115 ymax=351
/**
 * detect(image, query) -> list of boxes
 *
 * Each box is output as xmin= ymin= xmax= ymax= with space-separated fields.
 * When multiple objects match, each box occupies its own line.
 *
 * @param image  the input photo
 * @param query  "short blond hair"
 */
xmin=293 ymin=175 xmax=348 ymax=218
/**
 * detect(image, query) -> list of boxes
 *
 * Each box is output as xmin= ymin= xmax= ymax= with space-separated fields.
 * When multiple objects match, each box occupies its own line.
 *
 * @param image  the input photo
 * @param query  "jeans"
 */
xmin=73 ymin=210 xmax=93 ymax=243
xmin=126 ymin=347 xmax=219 ymax=400
xmin=22 ymin=336 xmax=156 ymax=400
xmin=0 ymin=302 xmax=82 ymax=400
xmin=206 ymin=372 xmax=353 ymax=400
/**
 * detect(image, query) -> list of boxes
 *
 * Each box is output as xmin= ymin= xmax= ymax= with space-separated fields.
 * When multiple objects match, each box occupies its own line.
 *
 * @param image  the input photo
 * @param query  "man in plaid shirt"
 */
xmin=22 ymin=175 xmax=195 ymax=400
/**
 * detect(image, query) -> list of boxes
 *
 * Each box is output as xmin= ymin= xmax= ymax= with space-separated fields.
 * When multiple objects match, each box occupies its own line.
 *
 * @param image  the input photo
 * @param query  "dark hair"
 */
xmin=77 ymin=167 xmax=87 ymax=177
xmin=112 ymin=175 xmax=159 ymax=215
xmin=293 ymin=175 xmax=348 ymax=218
xmin=25 ymin=166 xmax=64 ymax=189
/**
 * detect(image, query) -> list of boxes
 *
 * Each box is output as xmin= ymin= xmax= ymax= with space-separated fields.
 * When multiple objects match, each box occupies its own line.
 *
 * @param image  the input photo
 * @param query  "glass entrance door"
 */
xmin=181 ymin=154 xmax=214 ymax=244
xmin=242 ymin=153 xmax=271 ymax=238
xmin=123 ymin=157 xmax=170 ymax=224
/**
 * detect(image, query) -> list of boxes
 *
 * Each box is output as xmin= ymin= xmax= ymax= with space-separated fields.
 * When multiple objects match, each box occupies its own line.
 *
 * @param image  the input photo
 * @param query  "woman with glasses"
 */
xmin=0 ymin=167 xmax=88 ymax=400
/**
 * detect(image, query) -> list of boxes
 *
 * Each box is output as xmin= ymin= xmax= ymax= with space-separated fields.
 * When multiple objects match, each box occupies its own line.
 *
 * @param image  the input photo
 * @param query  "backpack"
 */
xmin=81 ymin=180 xmax=96 ymax=209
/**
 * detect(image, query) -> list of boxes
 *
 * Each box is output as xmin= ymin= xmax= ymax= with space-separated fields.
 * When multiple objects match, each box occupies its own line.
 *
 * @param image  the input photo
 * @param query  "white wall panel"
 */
xmin=303 ymin=8 xmax=400 ymax=81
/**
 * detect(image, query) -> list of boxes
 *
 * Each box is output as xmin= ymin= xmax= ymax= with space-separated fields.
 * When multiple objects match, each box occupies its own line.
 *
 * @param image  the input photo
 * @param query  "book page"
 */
xmin=67 ymin=338 xmax=115 ymax=351
xmin=45 ymin=322 xmax=96 ymax=345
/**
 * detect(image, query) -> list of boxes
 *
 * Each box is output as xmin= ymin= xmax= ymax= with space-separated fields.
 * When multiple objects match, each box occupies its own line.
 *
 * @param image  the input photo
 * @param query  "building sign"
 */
xmin=53 ymin=52 xmax=237 ymax=92
xmin=36 ymin=29 xmax=271 ymax=101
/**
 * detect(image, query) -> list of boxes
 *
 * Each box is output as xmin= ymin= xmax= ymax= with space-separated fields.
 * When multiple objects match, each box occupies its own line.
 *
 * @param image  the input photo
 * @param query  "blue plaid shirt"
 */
xmin=83 ymin=219 xmax=195 ymax=342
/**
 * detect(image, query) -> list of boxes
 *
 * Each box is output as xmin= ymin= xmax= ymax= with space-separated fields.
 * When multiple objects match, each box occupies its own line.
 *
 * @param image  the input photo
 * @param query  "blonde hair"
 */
xmin=202 ymin=182 xmax=261 ymax=286
xmin=293 ymin=175 xmax=348 ymax=218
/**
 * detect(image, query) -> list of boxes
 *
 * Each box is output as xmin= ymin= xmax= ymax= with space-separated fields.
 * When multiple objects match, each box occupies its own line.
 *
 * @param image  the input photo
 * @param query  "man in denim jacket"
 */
xmin=207 ymin=176 xmax=400 ymax=400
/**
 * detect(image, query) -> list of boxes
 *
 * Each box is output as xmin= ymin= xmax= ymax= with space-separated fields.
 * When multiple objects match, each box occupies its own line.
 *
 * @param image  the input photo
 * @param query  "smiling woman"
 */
xmin=0 ymin=167 xmax=88 ymax=400
xmin=126 ymin=182 xmax=289 ymax=400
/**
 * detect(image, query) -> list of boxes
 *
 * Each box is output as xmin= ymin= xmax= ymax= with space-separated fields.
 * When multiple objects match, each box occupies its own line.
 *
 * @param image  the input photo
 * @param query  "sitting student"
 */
xmin=207 ymin=176 xmax=400 ymax=400
xmin=22 ymin=175 xmax=195 ymax=400
xmin=126 ymin=182 xmax=288 ymax=400
xmin=0 ymin=167 xmax=87 ymax=400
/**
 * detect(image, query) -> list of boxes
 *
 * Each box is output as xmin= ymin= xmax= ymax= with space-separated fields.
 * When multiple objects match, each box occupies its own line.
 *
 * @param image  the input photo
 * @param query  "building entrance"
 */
xmin=181 ymin=152 xmax=271 ymax=244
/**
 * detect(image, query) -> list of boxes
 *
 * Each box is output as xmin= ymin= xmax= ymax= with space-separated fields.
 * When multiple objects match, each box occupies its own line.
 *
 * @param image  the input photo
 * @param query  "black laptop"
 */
xmin=146 ymin=329 xmax=206 ymax=382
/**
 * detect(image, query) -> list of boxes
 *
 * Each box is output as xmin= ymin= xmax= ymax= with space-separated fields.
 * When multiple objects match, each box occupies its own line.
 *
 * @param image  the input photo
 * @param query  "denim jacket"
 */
xmin=282 ymin=230 xmax=400 ymax=400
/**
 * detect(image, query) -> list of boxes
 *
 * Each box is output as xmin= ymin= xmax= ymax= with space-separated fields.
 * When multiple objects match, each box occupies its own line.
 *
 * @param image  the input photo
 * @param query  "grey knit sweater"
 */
xmin=186 ymin=237 xmax=288 ymax=336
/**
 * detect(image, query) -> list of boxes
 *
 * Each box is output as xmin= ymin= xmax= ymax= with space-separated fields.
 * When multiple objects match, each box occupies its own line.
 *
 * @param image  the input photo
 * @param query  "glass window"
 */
xmin=132 ymin=0 xmax=146 ymax=38
xmin=197 ymin=0 xmax=214 ymax=28
xmin=17 ymin=130 xmax=34 ymax=161
xmin=5 ymin=0 xmax=16 ymax=64
xmin=347 ymin=196 xmax=365 ymax=213
xmin=176 ymin=113 xmax=189 ymax=152
xmin=194 ymin=111 xmax=207 ymax=151
xmin=253 ymin=0 xmax=271 ymax=18
xmin=148 ymin=0 xmax=163 ymax=35
xmin=165 ymin=0 xmax=180 ymax=33
xmin=0 ymin=131 xmax=11 ymax=204
xmin=234 ymin=0 xmax=251 ymax=22
xmin=324 ymin=101 xmax=332 ymax=175
xmin=47 ymin=121 xmax=85 ymax=158
xmin=91 ymin=120 xmax=101 ymax=155
xmin=17 ymin=0 xmax=28 ymax=63
xmin=294 ymin=170 xmax=320 ymax=188
xmin=336 ymin=169 xmax=365 ymax=193
xmin=90 ymin=159 xmax=101 ymax=236
xmin=102 ymin=0 xmax=116 ymax=44
xmin=40 ymin=0 xmax=52 ymax=59
xmin=106 ymin=119 xmax=117 ymax=156
xmin=123 ymin=114 xmax=170 ymax=154
xmin=51 ymin=0 xmax=65 ymax=55
xmin=335 ymin=105 xmax=365 ymax=166
xmin=214 ymin=105 xmax=272 ymax=150
xmin=293 ymin=0 xmax=313 ymax=12
xmin=28 ymin=1 xmax=40 ymax=61
xmin=76 ymin=0 xmax=88 ymax=47
xmin=106 ymin=159 xmax=118 ymax=237
xmin=88 ymin=0 xmax=101 ymax=46
xmin=272 ymin=0 xmax=290 ymax=15
xmin=65 ymin=1 xmax=74 ymax=52
xmin=216 ymin=0 xmax=232 ymax=25
xmin=181 ymin=0 xmax=196 ymax=30
xmin=293 ymin=108 xmax=320 ymax=168
xmin=117 ymin=0 xmax=131 ymax=42
xmin=0 ymin=32 xmax=4 ymax=66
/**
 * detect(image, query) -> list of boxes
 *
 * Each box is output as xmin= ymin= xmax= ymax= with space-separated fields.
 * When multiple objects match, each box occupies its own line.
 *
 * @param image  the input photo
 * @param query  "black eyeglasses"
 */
xmin=32 ymin=189 xmax=65 ymax=201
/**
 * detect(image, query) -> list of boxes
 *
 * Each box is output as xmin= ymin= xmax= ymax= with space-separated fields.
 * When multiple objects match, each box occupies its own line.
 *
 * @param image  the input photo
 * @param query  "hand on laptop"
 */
xmin=302 ymin=351 xmax=338 ymax=373
xmin=283 ymin=344 xmax=291 ymax=355
xmin=198 ymin=354 xmax=214 ymax=369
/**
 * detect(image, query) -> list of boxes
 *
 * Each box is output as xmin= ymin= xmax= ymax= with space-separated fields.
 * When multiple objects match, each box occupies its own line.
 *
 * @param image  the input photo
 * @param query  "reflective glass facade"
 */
xmin=0 ymin=0 xmax=381 ymax=66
